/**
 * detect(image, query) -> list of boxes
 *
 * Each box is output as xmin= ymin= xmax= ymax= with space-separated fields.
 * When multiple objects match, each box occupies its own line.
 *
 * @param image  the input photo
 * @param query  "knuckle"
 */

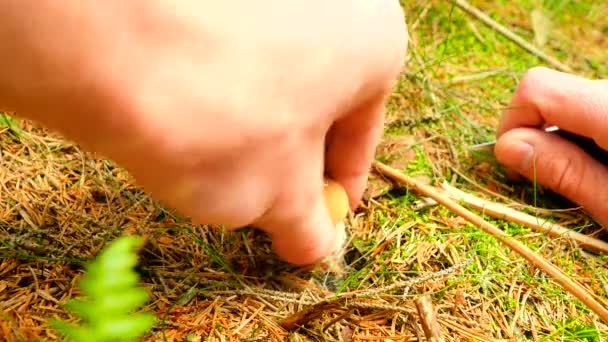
xmin=542 ymin=153 xmax=586 ymax=199
xmin=516 ymin=66 xmax=550 ymax=97
xmin=521 ymin=66 xmax=550 ymax=83
xmin=174 ymin=176 xmax=270 ymax=229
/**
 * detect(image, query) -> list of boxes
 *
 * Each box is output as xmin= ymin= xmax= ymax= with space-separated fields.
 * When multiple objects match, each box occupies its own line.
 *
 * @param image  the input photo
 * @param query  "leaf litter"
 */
xmin=2 ymin=1 xmax=608 ymax=341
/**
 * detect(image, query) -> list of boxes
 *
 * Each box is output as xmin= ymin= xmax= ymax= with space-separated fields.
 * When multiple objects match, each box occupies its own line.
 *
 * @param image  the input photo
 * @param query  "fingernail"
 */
xmin=498 ymin=140 xmax=535 ymax=173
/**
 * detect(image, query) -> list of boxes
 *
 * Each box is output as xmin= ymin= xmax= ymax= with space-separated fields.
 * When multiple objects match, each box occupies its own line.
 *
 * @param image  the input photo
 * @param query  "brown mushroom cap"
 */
xmin=323 ymin=177 xmax=349 ymax=225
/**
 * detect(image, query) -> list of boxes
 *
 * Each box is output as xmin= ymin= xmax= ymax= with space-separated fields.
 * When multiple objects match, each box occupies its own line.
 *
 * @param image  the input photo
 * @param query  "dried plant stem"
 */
xmin=274 ymin=260 xmax=471 ymax=330
xmin=415 ymin=296 xmax=444 ymax=342
xmin=372 ymin=160 xmax=608 ymax=323
xmin=440 ymin=181 xmax=608 ymax=255
xmin=203 ymin=260 xmax=471 ymax=307
xmin=449 ymin=0 xmax=573 ymax=73
xmin=349 ymin=259 xmax=472 ymax=298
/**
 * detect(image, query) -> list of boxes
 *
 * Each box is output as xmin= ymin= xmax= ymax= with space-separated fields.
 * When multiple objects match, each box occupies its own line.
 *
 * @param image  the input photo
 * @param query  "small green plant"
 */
xmin=0 ymin=112 xmax=27 ymax=138
xmin=51 ymin=235 xmax=155 ymax=342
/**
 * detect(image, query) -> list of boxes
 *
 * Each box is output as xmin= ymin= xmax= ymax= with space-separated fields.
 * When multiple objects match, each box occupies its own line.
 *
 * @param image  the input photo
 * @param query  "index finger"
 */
xmin=497 ymin=67 xmax=608 ymax=149
xmin=325 ymin=93 xmax=387 ymax=209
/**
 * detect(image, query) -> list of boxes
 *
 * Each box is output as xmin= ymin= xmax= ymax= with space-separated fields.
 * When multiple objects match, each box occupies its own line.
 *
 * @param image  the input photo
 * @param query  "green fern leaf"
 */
xmin=51 ymin=235 xmax=155 ymax=342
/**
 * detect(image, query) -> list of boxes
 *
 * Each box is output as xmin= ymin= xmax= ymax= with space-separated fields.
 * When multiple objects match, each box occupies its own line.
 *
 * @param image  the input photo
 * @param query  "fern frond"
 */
xmin=51 ymin=235 xmax=155 ymax=342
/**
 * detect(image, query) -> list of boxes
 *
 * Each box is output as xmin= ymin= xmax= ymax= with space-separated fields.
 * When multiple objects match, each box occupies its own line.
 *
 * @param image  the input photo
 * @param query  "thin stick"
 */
xmin=415 ymin=296 xmax=444 ymax=342
xmin=276 ymin=260 xmax=471 ymax=330
xmin=449 ymin=0 xmax=573 ymax=73
xmin=440 ymin=181 xmax=608 ymax=255
xmin=372 ymin=160 xmax=608 ymax=323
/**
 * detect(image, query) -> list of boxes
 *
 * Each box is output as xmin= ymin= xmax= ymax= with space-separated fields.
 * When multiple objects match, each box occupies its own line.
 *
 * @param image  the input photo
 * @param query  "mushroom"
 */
xmin=323 ymin=177 xmax=349 ymax=226
xmin=321 ymin=177 xmax=349 ymax=273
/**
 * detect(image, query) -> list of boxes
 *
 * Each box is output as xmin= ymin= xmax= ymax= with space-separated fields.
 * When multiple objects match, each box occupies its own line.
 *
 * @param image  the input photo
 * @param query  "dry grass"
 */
xmin=2 ymin=1 xmax=608 ymax=341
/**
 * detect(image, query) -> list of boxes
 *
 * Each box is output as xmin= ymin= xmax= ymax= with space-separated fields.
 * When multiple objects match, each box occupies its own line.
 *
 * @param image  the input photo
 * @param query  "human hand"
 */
xmin=0 ymin=1 xmax=408 ymax=264
xmin=495 ymin=67 xmax=608 ymax=225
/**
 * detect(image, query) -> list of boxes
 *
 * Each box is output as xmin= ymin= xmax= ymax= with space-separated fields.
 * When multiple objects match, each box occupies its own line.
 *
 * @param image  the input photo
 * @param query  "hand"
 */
xmin=0 ymin=1 xmax=408 ymax=264
xmin=495 ymin=67 xmax=608 ymax=225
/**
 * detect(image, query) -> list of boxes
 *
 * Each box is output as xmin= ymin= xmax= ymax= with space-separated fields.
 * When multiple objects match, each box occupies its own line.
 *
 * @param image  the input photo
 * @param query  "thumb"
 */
xmin=257 ymin=162 xmax=348 ymax=265
xmin=495 ymin=127 xmax=608 ymax=225
xmin=266 ymin=186 xmax=343 ymax=266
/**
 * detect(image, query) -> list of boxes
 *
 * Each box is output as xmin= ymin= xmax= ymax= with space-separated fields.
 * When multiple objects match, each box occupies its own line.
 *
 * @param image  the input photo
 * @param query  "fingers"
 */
xmin=266 ymin=93 xmax=390 ymax=265
xmin=497 ymin=66 xmax=608 ymax=149
xmin=495 ymin=127 xmax=608 ymax=225
xmin=325 ymin=94 xmax=387 ymax=209
xmin=260 ymin=5 xmax=405 ymax=264
xmin=268 ymin=193 xmax=340 ymax=265
xmin=324 ymin=0 xmax=407 ymax=209
xmin=256 ymin=141 xmax=340 ymax=266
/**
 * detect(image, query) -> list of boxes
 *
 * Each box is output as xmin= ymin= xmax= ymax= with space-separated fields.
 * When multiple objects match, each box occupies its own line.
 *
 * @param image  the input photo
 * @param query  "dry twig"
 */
xmin=415 ymin=296 xmax=444 ymax=342
xmin=440 ymin=181 xmax=608 ymax=255
xmin=372 ymin=160 xmax=608 ymax=323
xmin=276 ymin=260 xmax=471 ymax=330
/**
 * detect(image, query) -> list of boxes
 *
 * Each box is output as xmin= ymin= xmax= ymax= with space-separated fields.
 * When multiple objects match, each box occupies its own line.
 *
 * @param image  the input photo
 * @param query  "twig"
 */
xmin=276 ymin=261 xmax=470 ymax=330
xmin=279 ymin=302 xmax=342 ymax=330
xmin=410 ymin=2 xmax=432 ymax=32
xmin=346 ymin=300 xmax=415 ymax=315
xmin=372 ymin=160 xmax=608 ymax=323
xmin=203 ymin=288 xmax=316 ymax=306
xmin=572 ymin=241 xmax=608 ymax=300
xmin=415 ymin=296 xmax=444 ymax=342
xmin=322 ymin=308 xmax=353 ymax=333
xmin=447 ymin=69 xmax=506 ymax=85
xmin=440 ymin=181 xmax=608 ymax=255
xmin=348 ymin=259 xmax=471 ymax=298
xmin=449 ymin=0 xmax=573 ymax=73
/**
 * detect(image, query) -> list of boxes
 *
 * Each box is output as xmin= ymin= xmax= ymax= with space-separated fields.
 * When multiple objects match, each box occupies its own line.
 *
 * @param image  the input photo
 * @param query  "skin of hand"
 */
xmin=495 ymin=66 xmax=608 ymax=225
xmin=0 ymin=1 xmax=408 ymax=265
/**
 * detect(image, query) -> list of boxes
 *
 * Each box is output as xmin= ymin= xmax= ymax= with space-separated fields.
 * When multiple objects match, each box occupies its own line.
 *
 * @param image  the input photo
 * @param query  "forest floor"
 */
xmin=2 ymin=0 xmax=608 ymax=341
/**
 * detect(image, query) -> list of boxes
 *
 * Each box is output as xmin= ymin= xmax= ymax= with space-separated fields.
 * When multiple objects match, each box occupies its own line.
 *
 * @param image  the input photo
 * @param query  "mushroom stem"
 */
xmin=323 ymin=177 xmax=349 ymax=225
xmin=321 ymin=177 xmax=350 ymax=272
